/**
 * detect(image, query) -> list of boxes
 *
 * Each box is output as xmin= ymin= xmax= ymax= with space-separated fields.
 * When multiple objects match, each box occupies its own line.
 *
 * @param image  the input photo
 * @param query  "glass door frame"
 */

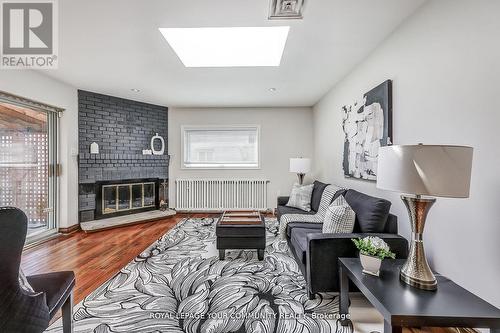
xmin=0 ymin=90 xmax=63 ymax=244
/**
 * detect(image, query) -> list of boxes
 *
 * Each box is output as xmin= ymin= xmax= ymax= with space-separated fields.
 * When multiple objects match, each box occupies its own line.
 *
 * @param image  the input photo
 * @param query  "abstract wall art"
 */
xmin=342 ymin=80 xmax=392 ymax=180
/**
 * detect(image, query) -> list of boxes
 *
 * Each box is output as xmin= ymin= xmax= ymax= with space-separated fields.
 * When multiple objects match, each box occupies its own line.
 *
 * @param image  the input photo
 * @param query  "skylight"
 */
xmin=159 ymin=27 xmax=290 ymax=67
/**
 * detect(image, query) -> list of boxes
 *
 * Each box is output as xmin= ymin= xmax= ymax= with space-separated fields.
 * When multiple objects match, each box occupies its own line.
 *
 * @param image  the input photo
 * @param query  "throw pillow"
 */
xmin=286 ymin=183 xmax=314 ymax=212
xmin=322 ymin=195 xmax=356 ymax=233
xmin=344 ymin=189 xmax=391 ymax=233
xmin=310 ymin=181 xmax=329 ymax=212
xmin=331 ymin=188 xmax=347 ymax=203
xmin=19 ymin=268 xmax=35 ymax=294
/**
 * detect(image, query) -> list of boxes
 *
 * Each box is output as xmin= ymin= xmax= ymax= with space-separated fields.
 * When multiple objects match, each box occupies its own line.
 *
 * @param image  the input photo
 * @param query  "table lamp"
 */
xmin=377 ymin=144 xmax=473 ymax=290
xmin=289 ymin=158 xmax=311 ymax=185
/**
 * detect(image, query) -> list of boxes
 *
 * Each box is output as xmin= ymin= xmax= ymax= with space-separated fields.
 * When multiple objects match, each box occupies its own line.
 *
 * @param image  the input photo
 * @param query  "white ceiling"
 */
xmin=43 ymin=0 xmax=426 ymax=107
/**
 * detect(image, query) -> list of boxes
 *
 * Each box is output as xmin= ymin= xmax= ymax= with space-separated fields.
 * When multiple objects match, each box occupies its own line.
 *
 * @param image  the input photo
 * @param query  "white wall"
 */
xmin=0 ymin=70 xmax=79 ymax=228
xmin=168 ymin=107 xmax=313 ymax=209
xmin=313 ymin=0 xmax=500 ymax=307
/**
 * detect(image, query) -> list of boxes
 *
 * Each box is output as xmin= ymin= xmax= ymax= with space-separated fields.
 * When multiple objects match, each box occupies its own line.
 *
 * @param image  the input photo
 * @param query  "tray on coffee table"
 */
xmin=219 ymin=211 xmax=263 ymax=225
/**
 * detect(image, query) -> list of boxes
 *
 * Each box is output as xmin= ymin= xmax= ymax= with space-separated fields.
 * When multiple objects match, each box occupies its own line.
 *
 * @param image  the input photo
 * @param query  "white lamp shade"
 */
xmin=290 ymin=158 xmax=311 ymax=174
xmin=377 ymin=145 xmax=473 ymax=198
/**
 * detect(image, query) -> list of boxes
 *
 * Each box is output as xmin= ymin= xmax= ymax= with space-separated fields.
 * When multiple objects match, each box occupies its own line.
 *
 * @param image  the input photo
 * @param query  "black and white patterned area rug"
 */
xmin=47 ymin=218 xmax=346 ymax=333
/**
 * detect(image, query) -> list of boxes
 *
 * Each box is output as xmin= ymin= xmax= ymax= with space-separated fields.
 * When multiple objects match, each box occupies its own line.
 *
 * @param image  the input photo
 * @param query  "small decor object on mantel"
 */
xmin=352 ymin=236 xmax=395 ymax=277
xmin=90 ymin=142 xmax=99 ymax=154
xmin=342 ymin=80 xmax=392 ymax=181
xmin=151 ymin=133 xmax=165 ymax=155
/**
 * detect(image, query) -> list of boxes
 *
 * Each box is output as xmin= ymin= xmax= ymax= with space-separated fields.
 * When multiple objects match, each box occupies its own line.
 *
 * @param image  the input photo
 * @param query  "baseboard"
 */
xmin=58 ymin=224 xmax=81 ymax=234
xmin=24 ymin=233 xmax=61 ymax=250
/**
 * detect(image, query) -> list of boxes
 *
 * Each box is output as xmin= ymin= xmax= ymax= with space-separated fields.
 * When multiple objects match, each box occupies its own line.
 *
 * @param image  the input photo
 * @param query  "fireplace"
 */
xmin=94 ymin=178 xmax=160 ymax=219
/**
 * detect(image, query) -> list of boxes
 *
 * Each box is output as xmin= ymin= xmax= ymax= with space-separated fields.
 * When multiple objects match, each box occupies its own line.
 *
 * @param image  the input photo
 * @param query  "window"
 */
xmin=0 ymin=91 xmax=60 ymax=243
xmin=182 ymin=126 xmax=260 ymax=169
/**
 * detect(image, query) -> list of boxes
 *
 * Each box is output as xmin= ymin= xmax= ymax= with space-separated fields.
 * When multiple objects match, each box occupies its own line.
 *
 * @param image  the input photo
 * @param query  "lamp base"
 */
xmin=297 ymin=173 xmax=305 ymax=185
xmin=400 ymin=267 xmax=437 ymax=290
xmin=400 ymin=195 xmax=437 ymax=291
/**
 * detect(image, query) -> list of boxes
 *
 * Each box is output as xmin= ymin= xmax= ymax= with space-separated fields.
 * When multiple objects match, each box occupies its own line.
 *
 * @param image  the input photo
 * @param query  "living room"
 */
xmin=1 ymin=0 xmax=499 ymax=332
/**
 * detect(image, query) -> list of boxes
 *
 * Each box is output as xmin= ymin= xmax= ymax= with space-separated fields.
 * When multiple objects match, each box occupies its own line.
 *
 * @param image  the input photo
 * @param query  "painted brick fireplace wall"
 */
xmin=78 ymin=90 xmax=169 ymax=222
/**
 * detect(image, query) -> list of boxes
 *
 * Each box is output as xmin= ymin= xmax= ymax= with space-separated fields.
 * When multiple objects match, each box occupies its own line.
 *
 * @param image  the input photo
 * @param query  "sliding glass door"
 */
xmin=0 ymin=93 xmax=59 ymax=241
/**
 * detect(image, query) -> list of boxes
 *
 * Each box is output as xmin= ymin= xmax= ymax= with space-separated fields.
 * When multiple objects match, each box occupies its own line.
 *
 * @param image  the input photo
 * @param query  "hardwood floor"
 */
xmin=21 ymin=213 xmax=216 ymax=304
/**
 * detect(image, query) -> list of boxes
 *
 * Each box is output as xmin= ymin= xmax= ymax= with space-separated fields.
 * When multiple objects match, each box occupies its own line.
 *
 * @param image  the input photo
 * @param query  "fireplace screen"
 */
xmin=102 ymin=182 xmax=155 ymax=215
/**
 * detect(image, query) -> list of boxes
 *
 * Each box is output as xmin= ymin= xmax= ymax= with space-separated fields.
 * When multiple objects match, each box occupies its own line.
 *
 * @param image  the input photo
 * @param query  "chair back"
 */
xmin=0 ymin=207 xmax=51 ymax=332
xmin=0 ymin=207 xmax=28 ymax=288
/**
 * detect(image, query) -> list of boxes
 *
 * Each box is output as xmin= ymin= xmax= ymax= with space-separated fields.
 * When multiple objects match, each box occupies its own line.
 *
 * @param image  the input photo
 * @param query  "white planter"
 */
xmin=360 ymin=253 xmax=382 ymax=277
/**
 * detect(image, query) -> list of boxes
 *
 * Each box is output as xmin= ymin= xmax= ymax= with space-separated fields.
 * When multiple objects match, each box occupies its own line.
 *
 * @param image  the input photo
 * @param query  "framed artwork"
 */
xmin=342 ymin=80 xmax=392 ymax=180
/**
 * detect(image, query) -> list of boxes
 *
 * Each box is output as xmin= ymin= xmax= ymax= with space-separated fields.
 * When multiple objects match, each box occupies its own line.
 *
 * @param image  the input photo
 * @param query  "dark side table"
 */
xmin=339 ymin=258 xmax=500 ymax=333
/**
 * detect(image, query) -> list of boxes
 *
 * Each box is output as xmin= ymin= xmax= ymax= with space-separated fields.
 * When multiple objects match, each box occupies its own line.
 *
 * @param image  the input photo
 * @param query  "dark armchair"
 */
xmin=0 ymin=207 xmax=75 ymax=333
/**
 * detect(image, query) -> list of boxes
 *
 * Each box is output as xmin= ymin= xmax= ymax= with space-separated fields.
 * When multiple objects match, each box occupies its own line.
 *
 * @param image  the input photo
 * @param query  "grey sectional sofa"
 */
xmin=277 ymin=181 xmax=409 ymax=299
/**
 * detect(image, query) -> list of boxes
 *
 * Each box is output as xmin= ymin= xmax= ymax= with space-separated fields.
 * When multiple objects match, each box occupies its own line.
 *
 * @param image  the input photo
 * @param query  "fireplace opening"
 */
xmin=95 ymin=178 xmax=160 ymax=219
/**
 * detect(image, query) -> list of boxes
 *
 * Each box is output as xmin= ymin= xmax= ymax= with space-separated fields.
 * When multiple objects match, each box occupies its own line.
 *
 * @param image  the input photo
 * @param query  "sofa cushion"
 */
xmin=290 ymin=227 xmax=322 ymax=264
xmin=344 ymin=189 xmax=391 ymax=233
xmin=310 ymin=181 xmax=329 ymax=212
xmin=332 ymin=188 xmax=347 ymax=202
xmin=286 ymin=183 xmax=314 ymax=212
xmin=276 ymin=205 xmax=315 ymax=221
xmin=286 ymin=222 xmax=323 ymax=238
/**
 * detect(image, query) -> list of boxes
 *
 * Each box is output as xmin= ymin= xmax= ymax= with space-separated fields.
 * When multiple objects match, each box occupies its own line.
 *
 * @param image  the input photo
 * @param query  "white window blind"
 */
xmin=183 ymin=126 xmax=260 ymax=169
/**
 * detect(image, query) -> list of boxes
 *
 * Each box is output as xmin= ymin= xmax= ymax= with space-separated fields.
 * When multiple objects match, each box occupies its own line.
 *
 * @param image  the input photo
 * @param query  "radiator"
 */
xmin=175 ymin=179 xmax=270 ymax=211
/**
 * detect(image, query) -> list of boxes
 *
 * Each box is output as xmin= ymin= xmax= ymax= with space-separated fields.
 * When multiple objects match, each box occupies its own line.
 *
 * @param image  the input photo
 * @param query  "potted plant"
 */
xmin=352 ymin=236 xmax=396 ymax=276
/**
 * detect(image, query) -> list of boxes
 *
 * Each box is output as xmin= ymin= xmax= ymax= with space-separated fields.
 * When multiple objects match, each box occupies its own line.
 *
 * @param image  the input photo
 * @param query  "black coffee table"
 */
xmin=339 ymin=258 xmax=500 ymax=333
xmin=216 ymin=211 xmax=266 ymax=260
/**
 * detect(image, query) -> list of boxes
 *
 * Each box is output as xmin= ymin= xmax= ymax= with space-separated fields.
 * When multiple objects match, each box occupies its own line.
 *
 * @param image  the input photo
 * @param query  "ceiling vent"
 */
xmin=269 ymin=0 xmax=304 ymax=20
